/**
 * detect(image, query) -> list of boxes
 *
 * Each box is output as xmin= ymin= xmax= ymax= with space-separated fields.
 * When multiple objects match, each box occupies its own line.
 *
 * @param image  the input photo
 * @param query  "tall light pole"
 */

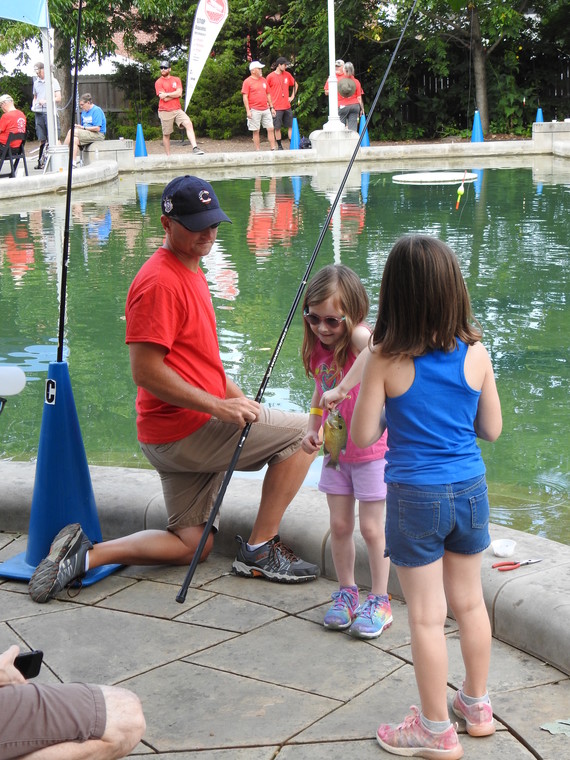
xmin=323 ymin=0 xmax=343 ymax=131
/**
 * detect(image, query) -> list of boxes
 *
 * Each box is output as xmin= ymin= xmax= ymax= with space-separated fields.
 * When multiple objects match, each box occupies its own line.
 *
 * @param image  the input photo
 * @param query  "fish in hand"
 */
xmin=323 ymin=408 xmax=348 ymax=470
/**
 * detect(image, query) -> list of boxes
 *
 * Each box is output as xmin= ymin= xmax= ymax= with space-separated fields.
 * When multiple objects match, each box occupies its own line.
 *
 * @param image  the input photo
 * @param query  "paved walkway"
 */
xmin=1 ymin=476 xmax=569 ymax=759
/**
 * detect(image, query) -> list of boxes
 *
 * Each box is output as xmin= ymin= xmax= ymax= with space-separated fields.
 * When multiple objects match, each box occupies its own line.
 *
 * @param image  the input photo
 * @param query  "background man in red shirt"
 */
xmin=155 ymin=61 xmax=204 ymax=156
xmin=266 ymin=57 xmax=298 ymax=150
xmin=241 ymin=61 xmax=277 ymax=151
xmin=0 ymin=94 xmax=26 ymax=149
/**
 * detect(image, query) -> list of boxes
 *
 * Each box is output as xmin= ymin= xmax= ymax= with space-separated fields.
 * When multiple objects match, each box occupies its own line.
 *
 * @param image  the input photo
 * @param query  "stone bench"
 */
xmin=83 ymin=138 xmax=134 ymax=170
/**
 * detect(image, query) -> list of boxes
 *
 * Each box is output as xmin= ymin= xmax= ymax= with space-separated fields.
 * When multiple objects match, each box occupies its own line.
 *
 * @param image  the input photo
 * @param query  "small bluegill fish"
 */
xmin=323 ymin=408 xmax=348 ymax=470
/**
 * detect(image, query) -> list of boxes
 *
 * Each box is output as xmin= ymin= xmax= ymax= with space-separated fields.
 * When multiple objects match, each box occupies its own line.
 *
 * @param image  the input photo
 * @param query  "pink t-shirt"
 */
xmin=311 ymin=336 xmax=387 ymax=463
xmin=125 ymin=247 xmax=226 ymax=443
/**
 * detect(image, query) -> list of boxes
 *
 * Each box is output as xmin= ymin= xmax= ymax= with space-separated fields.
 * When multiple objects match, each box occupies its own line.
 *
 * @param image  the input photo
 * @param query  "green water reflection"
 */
xmin=0 ymin=167 xmax=568 ymax=544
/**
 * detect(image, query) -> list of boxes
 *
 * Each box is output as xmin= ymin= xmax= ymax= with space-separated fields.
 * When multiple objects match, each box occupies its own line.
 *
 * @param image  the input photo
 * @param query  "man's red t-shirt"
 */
xmin=241 ymin=76 xmax=270 ymax=111
xmin=125 ymin=247 xmax=226 ymax=443
xmin=155 ymin=75 xmax=183 ymax=112
xmin=266 ymin=71 xmax=296 ymax=111
xmin=0 ymin=109 xmax=27 ymax=146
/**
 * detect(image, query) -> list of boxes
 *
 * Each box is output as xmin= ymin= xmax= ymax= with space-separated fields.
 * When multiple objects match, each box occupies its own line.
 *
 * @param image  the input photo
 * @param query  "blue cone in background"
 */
xmin=361 ymin=171 xmax=370 ymax=204
xmin=137 ymin=183 xmax=149 ymax=215
xmin=535 ymin=107 xmax=544 ymax=123
xmin=291 ymin=176 xmax=302 ymax=205
xmin=359 ymin=115 xmax=370 ymax=147
xmin=0 ymin=362 xmax=120 ymax=584
xmin=290 ymin=117 xmax=300 ymax=150
xmin=135 ymin=123 xmax=148 ymax=157
xmin=471 ymin=111 xmax=484 ymax=142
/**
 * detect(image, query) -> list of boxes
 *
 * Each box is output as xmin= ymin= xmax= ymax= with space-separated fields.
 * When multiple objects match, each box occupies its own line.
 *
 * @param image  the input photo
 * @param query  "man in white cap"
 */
xmin=0 ymin=94 xmax=27 ymax=150
xmin=241 ymin=61 xmax=277 ymax=151
xmin=323 ymin=58 xmax=345 ymax=96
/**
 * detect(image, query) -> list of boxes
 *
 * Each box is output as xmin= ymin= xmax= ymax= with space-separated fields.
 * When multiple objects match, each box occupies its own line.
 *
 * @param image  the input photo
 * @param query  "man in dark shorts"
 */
xmin=29 ymin=175 xmax=319 ymax=605
xmin=0 ymin=645 xmax=145 ymax=759
xmin=266 ymin=57 xmax=298 ymax=150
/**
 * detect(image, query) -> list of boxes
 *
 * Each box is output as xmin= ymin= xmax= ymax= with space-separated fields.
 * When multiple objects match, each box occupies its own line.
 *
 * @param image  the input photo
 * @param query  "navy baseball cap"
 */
xmin=161 ymin=176 xmax=232 ymax=232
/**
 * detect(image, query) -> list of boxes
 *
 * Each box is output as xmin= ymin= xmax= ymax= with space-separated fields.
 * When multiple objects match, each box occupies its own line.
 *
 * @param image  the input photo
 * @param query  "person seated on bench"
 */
xmin=0 ymin=94 xmax=26 ymax=148
xmin=63 ymin=92 xmax=105 ymax=167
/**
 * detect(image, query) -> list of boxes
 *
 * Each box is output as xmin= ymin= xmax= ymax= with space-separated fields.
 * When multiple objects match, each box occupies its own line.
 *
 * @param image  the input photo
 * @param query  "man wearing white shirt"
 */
xmin=32 ymin=62 xmax=61 ymax=169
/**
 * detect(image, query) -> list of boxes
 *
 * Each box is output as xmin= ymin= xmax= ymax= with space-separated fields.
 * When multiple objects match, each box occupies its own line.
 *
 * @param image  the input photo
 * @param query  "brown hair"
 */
xmin=301 ymin=265 xmax=369 ymax=377
xmin=372 ymin=235 xmax=482 ymax=356
xmin=79 ymin=93 xmax=93 ymax=104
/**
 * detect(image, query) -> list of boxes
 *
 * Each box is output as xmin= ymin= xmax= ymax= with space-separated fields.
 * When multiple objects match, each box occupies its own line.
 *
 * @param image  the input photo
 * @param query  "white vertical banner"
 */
xmin=184 ymin=0 xmax=229 ymax=111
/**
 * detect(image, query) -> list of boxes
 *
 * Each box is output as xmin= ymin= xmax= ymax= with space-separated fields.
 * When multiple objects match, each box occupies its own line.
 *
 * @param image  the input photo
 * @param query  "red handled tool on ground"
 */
xmin=492 ymin=559 xmax=542 ymax=571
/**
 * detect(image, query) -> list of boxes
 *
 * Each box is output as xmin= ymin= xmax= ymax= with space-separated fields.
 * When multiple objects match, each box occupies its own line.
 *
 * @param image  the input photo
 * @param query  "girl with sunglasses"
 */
xmin=300 ymin=265 xmax=392 ymax=639
xmin=326 ymin=236 xmax=502 ymax=758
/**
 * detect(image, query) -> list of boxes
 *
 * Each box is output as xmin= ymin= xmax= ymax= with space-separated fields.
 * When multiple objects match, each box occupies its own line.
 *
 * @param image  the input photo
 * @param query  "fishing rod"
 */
xmin=57 ymin=0 xmax=84 ymax=363
xmin=176 ymin=0 xmax=419 ymax=603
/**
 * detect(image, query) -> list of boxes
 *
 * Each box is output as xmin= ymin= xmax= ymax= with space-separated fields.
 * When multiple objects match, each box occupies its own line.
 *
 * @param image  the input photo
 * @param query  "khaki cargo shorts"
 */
xmin=158 ymin=109 xmax=192 ymax=136
xmin=141 ymin=405 xmax=308 ymax=532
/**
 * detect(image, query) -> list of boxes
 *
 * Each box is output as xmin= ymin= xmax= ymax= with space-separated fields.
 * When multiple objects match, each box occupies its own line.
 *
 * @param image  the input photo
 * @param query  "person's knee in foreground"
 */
xmin=29 ymin=175 xmax=319 ymax=605
xmin=300 ymin=265 xmax=391 ymax=639
xmin=0 ymin=644 xmax=145 ymax=759
xmin=347 ymin=235 xmax=502 ymax=759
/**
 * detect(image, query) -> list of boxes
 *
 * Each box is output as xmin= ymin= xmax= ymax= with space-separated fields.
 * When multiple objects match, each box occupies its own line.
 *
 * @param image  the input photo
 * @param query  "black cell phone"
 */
xmin=14 ymin=649 xmax=43 ymax=679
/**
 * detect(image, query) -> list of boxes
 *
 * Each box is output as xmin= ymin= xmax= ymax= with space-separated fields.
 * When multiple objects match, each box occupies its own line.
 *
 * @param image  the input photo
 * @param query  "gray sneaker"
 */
xmin=192 ymin=146 xmax=205 ymax=155
xmin=29 ymin=523 xmax=92 ymax=603
xmin=232 ymin=534 xmax=320 ymax=583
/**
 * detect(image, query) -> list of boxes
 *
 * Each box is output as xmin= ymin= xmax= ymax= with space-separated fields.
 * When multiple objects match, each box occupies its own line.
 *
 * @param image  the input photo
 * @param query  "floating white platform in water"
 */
xmin=392 ymin=171 xmax=478 ymax=184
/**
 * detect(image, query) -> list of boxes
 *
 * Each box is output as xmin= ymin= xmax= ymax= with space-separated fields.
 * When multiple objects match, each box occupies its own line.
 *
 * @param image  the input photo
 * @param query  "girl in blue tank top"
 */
xmin=327 ymin=236 xmax=502 ymax=759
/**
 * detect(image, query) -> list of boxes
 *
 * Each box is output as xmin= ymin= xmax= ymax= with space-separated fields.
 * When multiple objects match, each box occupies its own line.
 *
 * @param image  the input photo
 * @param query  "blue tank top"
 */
xmin=385 ymin=339 xmax=485 ymax=485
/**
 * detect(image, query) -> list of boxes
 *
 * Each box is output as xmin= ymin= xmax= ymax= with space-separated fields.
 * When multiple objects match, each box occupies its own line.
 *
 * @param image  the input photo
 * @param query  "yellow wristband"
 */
xmin=309 ymin=407 xmax=323 ymax=417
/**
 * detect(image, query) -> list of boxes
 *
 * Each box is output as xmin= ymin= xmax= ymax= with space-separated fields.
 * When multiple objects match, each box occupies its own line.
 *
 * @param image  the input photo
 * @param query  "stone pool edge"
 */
xmin=1 ymin=460 xmax=568 ymax=676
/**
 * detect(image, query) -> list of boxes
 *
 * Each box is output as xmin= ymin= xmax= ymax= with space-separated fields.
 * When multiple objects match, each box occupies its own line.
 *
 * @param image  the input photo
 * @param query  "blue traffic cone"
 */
xmin=361 ymin=171 xmax=370 ymax=203
xmin=471 ymin=110 xmax=484 ymax=142
xmin=359 ymin=115 xmax=370 ymax=147
xmin=290 ymin=117 xmax=300 ymax=150
xmin=137 ymin=183 xmax=149 ymax=215
xmin=135 ymin=123 xmax=148 ymax=157
xmin=535 ymin=107 xmax=543 ymax=123
xmin=0 ymin=362 xmax=120 ymax=585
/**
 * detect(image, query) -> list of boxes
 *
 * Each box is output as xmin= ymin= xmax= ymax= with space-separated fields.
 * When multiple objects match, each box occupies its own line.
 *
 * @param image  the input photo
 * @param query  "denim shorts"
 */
xmin=385 ymin=475 xmax=491 ymax=567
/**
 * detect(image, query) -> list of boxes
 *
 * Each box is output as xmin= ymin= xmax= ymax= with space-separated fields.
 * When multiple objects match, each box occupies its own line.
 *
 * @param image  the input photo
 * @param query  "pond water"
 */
xmin=0 ymin=162 xmax=568 ymax=544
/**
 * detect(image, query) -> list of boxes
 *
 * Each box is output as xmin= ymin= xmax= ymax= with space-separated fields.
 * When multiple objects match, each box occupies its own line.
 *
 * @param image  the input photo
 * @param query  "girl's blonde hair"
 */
xmin=372 ymin=235 xmax=482 ymax=356
xmin=301 ymin=264 xmax=369 ymax=377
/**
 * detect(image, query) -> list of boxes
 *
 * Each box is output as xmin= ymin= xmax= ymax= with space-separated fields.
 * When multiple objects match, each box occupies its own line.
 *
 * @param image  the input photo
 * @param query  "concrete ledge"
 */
xmin=2 ymin=135 xmax=568 ymax=201
xmin=0 ymin=160 xmax=118 ymax=198
xmin=1 ymin=460 xmax=568 ymax=676
xmin=83 ymin=139 xmax=135 ymax=170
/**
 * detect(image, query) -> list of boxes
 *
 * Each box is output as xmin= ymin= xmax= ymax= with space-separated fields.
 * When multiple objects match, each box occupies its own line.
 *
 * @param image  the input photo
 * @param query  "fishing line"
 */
xmin=56 ymin=0 xmax=84 ymax=363
xmin=176 ymin=0 xmax=419 ymax=602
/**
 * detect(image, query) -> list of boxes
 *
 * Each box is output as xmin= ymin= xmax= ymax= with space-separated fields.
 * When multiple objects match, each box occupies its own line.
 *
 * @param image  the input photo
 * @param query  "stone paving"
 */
xmin=0 ymin=529 xmax=568 ymax=759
